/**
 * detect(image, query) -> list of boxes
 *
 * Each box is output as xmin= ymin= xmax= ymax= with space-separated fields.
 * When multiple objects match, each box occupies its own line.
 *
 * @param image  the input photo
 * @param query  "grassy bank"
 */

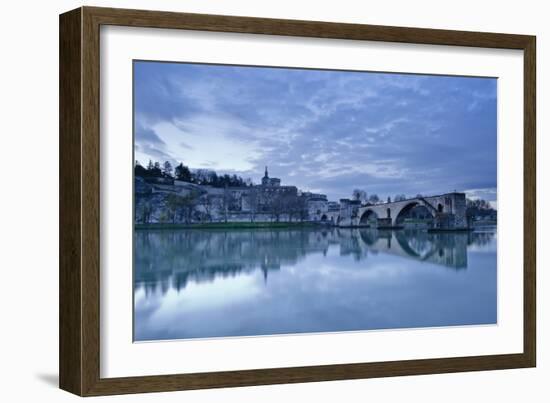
xmin=135 ymin=221 xmax=320 ymax=230
xmin=472 ymin=220 xmax=497 ymax=226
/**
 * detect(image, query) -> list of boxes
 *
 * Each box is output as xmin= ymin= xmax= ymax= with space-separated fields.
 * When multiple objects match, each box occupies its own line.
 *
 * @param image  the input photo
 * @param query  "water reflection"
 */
xmin=135 ymin=228 xmax=494 ymax=292
xmin=134 ymin=227 xmax=497 ymax=340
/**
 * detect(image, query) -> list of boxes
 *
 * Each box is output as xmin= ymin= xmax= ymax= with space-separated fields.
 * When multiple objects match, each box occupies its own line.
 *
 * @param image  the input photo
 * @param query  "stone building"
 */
xmin=301 ymin=192 xmax=329 ymax=222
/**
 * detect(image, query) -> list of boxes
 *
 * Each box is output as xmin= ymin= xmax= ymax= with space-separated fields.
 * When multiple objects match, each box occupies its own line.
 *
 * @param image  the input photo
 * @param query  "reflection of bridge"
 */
xmin=134 ymin=227 xmax=492 ymax=294
xmin=327 ymin=192 xmax=468 ymax=230
xmin=351 ymin=229 xmax=468 ymax=269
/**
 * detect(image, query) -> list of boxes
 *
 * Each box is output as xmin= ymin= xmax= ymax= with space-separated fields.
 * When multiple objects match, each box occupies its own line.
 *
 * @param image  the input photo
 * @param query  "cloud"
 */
xmin=134 ymin=123 xmax=175 ymax=164
xmin=134 ymin=61 xmax=497 ymax=203
xmin=135 ymin=125 xmax=165 ymax=145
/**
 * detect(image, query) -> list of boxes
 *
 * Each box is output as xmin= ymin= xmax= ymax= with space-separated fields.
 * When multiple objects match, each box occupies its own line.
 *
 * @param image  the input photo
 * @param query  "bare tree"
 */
xmin=163 ymin=161 xmax=173 ymax=177
xmin=202 ymin=193 xmax=216 ymax=222
xmin=221 ymin=188 xmax=230 ymax=223
xmin=136 ymin=199 xmax=153 ymax=224
xmin=352 ymin=189 xmax=367 ymax=203
xmin=394 ymin=194 xmax=407 ymax=202
xmin=220 ymin=188 xmax=239 ymax=223
xmin=283 ymin=194 xmax=302 ymax=222
xmin=270 ymin=194 xmax=285 ymax=222
xmin=195 ymin=169 xmax=213 ymax=184
xmin=291 ymin=196 xmax=309 ymax=222
xmin=247 ymin=188 xmax=260 ymax=222
xmin=166 ymin=192 xmax=199 ymax=223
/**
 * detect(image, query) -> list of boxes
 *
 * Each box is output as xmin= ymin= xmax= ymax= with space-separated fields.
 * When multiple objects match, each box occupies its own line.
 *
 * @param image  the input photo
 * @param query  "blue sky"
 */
xmin=134 ymin=61 xmax=497 ymax=206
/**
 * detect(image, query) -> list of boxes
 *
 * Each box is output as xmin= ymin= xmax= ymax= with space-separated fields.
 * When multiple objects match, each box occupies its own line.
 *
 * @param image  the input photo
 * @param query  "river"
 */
xmin=134 ymin=226 xmax=497 ymax=341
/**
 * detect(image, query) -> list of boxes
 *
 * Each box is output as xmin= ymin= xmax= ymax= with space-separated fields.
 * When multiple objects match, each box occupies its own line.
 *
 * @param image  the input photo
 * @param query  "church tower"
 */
xmin=261 ymin=165 xmax=281 ymax=187
xmin=262 ymin=166 xmax=269 ymax=186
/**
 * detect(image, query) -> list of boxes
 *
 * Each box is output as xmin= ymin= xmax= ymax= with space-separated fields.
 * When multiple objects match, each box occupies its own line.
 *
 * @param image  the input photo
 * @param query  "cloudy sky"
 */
xmin=134 ymin=61 xmax=497 ymax=205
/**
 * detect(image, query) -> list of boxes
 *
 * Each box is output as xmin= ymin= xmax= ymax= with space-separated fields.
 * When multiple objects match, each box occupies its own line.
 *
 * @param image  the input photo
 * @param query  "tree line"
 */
xmin=135 ymin=160 xmax=253 ymax=188
xmin=351 ymin=189 xmax=421 ymax=204
xmin=466 ymin=198 xmax=496 ymax=218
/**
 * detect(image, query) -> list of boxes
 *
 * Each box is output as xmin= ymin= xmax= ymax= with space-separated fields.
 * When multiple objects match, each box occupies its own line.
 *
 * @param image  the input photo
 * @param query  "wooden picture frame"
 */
xmin=59 ymin=6 xmax=536 ymax=396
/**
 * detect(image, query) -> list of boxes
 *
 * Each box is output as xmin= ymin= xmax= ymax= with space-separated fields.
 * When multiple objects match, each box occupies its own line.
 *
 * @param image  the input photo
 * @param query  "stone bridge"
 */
xmin=326 ymin=192 xmax=468 ymax=230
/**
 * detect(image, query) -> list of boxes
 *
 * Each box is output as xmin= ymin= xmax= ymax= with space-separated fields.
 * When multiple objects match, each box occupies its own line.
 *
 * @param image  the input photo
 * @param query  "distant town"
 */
xmin=134 ymin=160 xmax=497 ymax=230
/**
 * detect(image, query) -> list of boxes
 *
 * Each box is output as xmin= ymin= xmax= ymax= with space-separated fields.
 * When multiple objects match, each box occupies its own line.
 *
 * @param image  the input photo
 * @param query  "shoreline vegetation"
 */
xmin=135 ymin=221 xmax=320 ymax=230
xmin=135 ymin=220 xmax=496 ymax=231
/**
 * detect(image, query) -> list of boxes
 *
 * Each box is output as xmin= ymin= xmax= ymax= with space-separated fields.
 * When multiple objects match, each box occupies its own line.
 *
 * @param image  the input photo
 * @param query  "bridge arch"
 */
xmin=394 ymin=201 xmax=435 ymax=226
xmin=359 ymin=209 xmax=378 ymax=226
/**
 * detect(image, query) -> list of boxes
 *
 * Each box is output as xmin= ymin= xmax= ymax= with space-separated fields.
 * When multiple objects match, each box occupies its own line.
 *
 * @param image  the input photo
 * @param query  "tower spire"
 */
xmin=264 ymin=166 xmax=268 ymax=178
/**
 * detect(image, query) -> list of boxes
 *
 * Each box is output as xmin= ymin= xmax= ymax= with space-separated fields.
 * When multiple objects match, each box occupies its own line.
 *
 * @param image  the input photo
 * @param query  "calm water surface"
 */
xmin=134 ymin=227 xmax=497 ymax=341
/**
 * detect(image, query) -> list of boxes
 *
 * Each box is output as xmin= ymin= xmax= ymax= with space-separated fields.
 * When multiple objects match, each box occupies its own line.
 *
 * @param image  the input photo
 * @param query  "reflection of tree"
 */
xmin=468 ymin=231 xmax=496 ymax=247
xmin=134 ymin=228 xmax=334 ymax=294
xmin=134 ymin=227 xmax=496 ymax=294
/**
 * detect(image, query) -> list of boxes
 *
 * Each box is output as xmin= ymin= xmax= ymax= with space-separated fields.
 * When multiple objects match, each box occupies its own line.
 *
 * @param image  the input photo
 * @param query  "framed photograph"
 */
xmin=59 ymin=6 xmax=536 ymax=396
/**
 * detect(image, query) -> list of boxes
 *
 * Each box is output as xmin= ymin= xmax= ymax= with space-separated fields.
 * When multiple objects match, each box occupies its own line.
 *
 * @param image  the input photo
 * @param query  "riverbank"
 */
xmin=135 ymin=222 xmax=321 ymax=230
xmin=427 ymin=228 xmax=474 ymax=233
xmin=472 ymin=220 xmax=497 ymax=226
